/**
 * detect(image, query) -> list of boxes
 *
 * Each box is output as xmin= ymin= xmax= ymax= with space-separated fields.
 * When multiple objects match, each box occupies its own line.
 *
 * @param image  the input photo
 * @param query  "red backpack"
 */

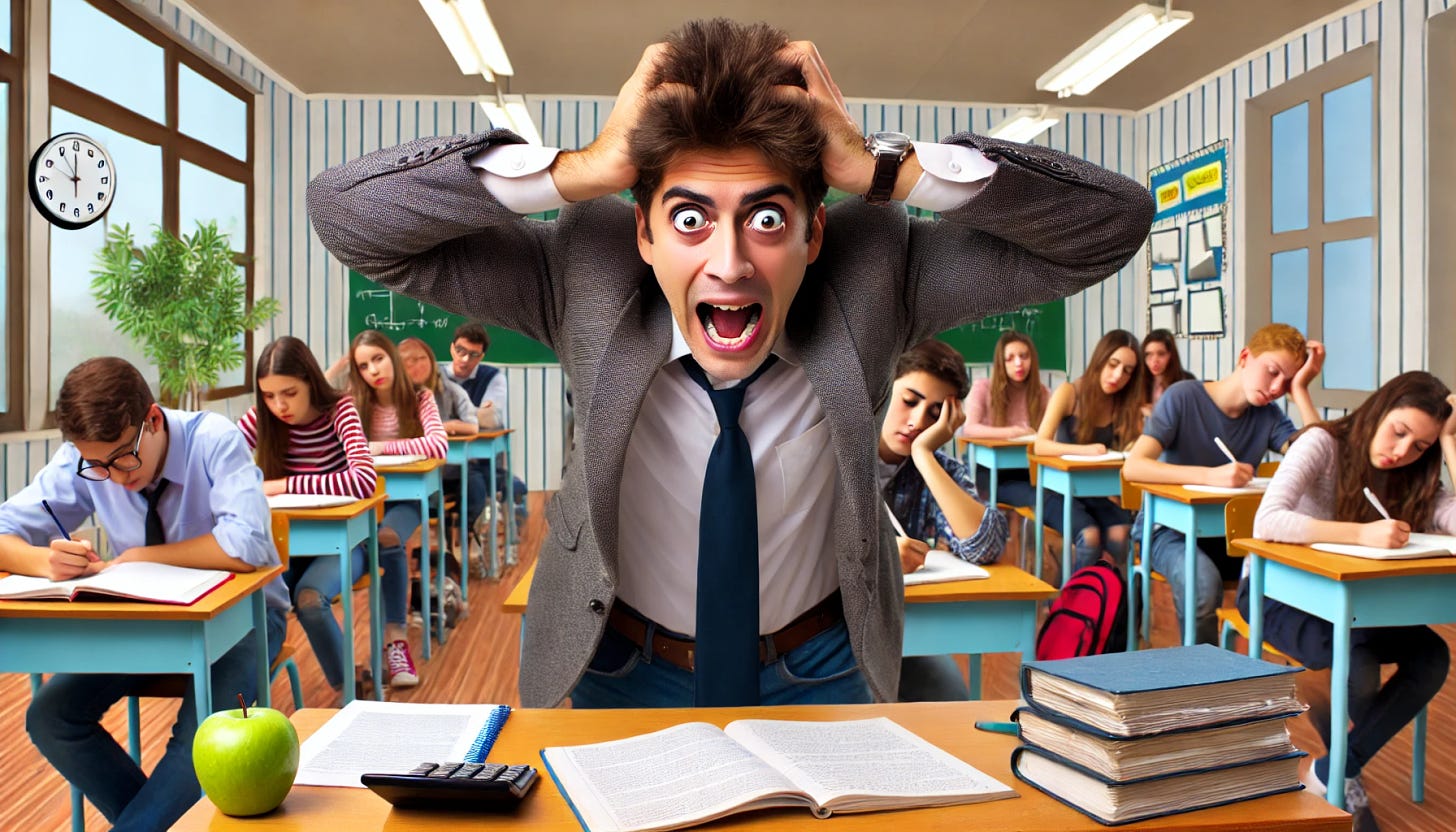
xmin=1035 ymin=560 xmax=1129 ymax=660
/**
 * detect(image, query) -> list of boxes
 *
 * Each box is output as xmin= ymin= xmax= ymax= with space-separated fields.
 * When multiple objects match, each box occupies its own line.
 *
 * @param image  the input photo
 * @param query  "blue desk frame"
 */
xmin=963 ymin=439 xmax=1031 ymax=508
xmin=377 ymin=460 xmax=448 ymax=656
xmin=1030 ymin=456 xmax=1124 ymax=583
xmin=1133 ymin=487 xmax=1231 ymax=648
xmin=446 ymin=430 xmax=515 ymax=591
xmin=275 ymin=498 xmax=384 ymax=703
xmin=1245 ymin=543 xmax=1454 ymax=811
xmin=901 ymin=570 xmax=1052 ymax=698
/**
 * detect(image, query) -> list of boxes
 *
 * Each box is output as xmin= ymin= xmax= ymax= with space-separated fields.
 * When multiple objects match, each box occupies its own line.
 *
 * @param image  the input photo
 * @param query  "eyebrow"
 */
xmin=660 ymin=184 xmax=797 ymax=210
xmin=903 ymin=387 xmax=929 ymax=400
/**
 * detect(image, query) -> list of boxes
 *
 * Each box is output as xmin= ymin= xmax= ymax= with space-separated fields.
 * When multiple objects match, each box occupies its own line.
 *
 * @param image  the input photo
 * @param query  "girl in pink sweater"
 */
xmin=1243 ymin=371 xmax=1456 ymax=827
xmin=956 ymin=331 xmax=1051 ymax=507
xmin=348 ymin=329 xmax=449 ymax=689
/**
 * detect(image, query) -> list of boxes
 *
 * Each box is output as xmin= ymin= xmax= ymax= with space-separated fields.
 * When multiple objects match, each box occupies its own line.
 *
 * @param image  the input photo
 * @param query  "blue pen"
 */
xmin=40 ymin=500 xmax=71 ymax=541
xmin=974 ymin=720 xmax=1019 ymax=736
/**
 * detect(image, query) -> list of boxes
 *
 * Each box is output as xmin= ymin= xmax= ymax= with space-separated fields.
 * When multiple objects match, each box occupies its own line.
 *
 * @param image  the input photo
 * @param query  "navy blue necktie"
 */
xmin=144 ymin=478 xmax=170 ymax=546
xmin=680 ymin=354 xmax=779 ymax=707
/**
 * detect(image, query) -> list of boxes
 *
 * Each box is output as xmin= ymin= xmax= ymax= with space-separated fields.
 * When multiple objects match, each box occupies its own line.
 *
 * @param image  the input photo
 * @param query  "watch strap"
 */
xmin=864 ymin=137 xmax=908 ymax=206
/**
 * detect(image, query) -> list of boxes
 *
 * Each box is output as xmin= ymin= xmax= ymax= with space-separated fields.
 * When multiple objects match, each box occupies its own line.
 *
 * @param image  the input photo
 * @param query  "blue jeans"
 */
xmin=570 ymin=618 xmax=873 ymax=708
xmin=379 ymin=500 xmax=420 ymax=627
xmin=285 ymin=545 xmax=368 ymax=689
xmin=1139 ymin=521 xmax=1229 ymax=645
xmin=898 ymin=655 xmax=969 ymax=701
xmin=444 ymin=460 xmax=489 ymax=530
xmin=26 ymin=606 xmax=287 ymax=832
xmin=1042 ymin=493 xmax=1131 ymax=574
xmin=1238 ymin=582 xmax=1449 ymax=777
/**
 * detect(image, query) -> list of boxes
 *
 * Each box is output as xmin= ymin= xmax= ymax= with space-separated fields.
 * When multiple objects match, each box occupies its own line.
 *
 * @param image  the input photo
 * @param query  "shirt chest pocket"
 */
xmin=773 ymin=417 xmax=835 ymax=518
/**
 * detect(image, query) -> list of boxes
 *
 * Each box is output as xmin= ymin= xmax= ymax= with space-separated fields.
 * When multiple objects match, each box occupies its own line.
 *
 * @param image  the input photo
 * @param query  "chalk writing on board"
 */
xmin=963 ymin=307 xmax=1042 ymax=335
xmin=355 ymin=291 xmax=452 ymax=331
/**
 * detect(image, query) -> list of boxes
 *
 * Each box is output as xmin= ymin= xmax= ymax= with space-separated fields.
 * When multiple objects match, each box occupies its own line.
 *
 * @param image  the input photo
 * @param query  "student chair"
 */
xmin=1217 ymin=494 xmax=1428 ymax=803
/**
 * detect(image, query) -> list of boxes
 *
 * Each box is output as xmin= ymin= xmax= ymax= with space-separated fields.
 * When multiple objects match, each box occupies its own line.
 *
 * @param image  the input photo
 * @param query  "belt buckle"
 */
xmin=686 ymin=647 xmax=694 ymax=672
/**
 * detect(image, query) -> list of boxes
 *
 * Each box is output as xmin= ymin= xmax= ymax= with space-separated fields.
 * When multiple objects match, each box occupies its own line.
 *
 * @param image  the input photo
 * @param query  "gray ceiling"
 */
xmin=186 ymin=0 xmax=1356 ymax=111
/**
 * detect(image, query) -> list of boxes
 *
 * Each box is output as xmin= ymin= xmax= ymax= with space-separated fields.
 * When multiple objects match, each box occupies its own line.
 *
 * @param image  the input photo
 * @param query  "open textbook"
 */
xmin=1183 ymin=477 xmax=1272 ymax=495
xmin=902 ymin=550 xmax=990 ymax=586
xmin=371 ymin=453 xmax=427 ymax=467
xmin=0 ymin=561 xmax=231 ymax=605
xmin=266 ymin=493 xmax=358 ymax=510
xmin=1059 ymin=451 xmax=1125 ymax=462
xmin=1311 ymin=532 xmax=1456 ymax=561
xmin=296 ymin=700 xmax=511 ymax=787
xmin=540 ymin=717 xmax=1016 ymax=832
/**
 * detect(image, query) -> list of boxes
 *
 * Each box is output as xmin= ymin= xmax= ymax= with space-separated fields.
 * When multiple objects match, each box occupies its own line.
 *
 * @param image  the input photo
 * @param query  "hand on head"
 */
xmin=912 ymin=396 xmax=965 ymax=456
xmin=774 ymin=41 xmax=871 ymax=195
xmin=1292 ymin=340 xmax=1326 ymax=390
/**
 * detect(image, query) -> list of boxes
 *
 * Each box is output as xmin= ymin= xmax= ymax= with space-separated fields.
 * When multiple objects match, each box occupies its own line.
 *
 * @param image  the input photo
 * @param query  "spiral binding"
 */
xmin=464 ymin=705 xmax=512 ymax=763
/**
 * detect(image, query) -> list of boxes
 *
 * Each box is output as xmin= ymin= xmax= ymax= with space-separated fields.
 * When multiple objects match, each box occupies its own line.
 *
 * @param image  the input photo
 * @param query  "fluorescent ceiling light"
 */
xmin=419 ymin=0 xmax=513 ymax=80
xmin=987 ymin=107 xmax=1062 ymax=143
xmin=481 ymin=95 xmax=541 ymax=145
xmin=1036 ymin=3 xmax=1192 ymax=97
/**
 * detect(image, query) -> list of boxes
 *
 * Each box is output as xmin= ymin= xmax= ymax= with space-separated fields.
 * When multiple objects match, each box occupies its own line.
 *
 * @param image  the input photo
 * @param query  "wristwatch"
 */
xmin=863 ymin=131 xmax=912 ymax=205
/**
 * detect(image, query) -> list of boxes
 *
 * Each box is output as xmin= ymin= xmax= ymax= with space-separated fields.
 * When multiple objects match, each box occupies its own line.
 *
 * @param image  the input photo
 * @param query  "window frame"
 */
xmin=0 ymin=0 xmax=24 ymax=432
xmin=45 ymin=0 xmax=255 ymax=419
xmin=1244 ymin=43 xmax=1378 ymax=411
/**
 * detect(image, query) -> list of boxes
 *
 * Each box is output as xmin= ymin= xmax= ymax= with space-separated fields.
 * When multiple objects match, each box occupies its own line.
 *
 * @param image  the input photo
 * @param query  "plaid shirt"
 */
xmin=884 ymin=450 xmax=1009 ymax=565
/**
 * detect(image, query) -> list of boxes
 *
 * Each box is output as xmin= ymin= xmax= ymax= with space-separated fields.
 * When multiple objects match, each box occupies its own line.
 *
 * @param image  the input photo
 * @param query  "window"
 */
xmin=1245 ymin=44 xmax=1377 ymax=410
xmin=0 ymin=0 xmax=21 ymax=430
xmin=47 ymin=0 xmax=255 ymax=413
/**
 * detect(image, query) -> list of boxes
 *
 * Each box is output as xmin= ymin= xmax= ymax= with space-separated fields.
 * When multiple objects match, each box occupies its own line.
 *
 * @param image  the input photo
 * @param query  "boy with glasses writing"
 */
xmin=0 ymin=357 xmax=287 ymax=832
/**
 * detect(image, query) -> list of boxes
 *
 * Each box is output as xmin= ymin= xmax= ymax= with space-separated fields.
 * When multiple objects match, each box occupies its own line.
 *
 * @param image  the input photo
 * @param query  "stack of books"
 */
xmin=1010 ymin=644 xmax=1308 ymax=826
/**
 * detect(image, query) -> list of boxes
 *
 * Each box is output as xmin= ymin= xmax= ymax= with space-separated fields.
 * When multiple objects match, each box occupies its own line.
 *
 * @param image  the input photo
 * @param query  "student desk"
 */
xmin=503 ymin=564 xmax=1057 ymax=699
xmin=445 ymin=429 xmax=515 ymax=588
xmin=1129 ymin=482 xmax=1260 ymax=648
xmin=172 ymin=702 xmax=1349 ymax=831
xmin=956 ymin=436 xmax=1033 ymax=507
xmin=1026 ymin=453 xmax=1125 ymax=584
xmin=273 ymin=492 xmax=388 ymax=703
xmin=1238 ymin=536 xmax=1456 ymax=811
xmin=0 ymin=565 xmax=283 ymax=727
xmin=377 ymin=458 xmax=449 ymax=656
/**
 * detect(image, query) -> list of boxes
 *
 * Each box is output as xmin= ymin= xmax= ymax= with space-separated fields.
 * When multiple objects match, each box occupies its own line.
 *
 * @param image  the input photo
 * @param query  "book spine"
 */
xmin=464 ymin=705 xmax=512 ymax=763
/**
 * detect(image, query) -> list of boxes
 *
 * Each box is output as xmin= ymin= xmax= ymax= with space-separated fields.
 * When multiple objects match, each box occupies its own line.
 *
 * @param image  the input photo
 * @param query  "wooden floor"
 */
xmin=2 ymin=496 xmax=1455 ymax=830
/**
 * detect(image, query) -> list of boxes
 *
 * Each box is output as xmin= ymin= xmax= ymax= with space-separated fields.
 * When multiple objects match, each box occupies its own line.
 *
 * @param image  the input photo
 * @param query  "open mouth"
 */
xmin=697 ymin=302 xmax=763 ymax=352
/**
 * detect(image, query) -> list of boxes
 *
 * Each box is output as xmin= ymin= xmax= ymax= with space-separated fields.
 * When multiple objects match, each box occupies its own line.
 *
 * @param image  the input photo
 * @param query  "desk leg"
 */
xmin=1061 ymin=489 xmax=1073 ymax=585
xmin=340 ymin=537 xmax=357 ymax=706
xmin=368 ymin=512 xmax=384 ymax=701
xmin=967 ymin=656 xmax=982 ymax=700
xmin=435 ymin=487 xmax=448 ymax=647
xmin=1247 ymin=555 xmax=1265 ymax=658
xmin=419 ymin=492 xmax=433 ymax=660
xmin=254 ymin=592 xmax=270 ymax=708
xmin=489 ymin=457 xmax=500 ymax=577
xmin=1182 ymin=524 xmax=1197 ymax=646
xmin=191 ymin=639 xmax=211 ymax=730
xmin=505 ymin=443 xmax=517 ymax=561
xmin=1326 ymin=594 xmax=1353 ymax=810
xmin=1140 ymin=507 xmax=1154 ymax=642
xmin=987 ymin=458 xmax=999 ymax=509
xmin=1034 ymin=479 xmax=1045 ymax=581
xmin=458 ymin=456 xmax=471 ymax=604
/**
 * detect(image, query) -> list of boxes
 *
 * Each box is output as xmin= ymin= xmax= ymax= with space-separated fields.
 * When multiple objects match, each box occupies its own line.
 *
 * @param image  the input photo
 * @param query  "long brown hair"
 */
xmin=398 ymin=337 xmax=443 ymax=394
xmin=989 ymin=330 xmax=1046 ymax=428
xmin=348 ymin=330 xmax=424 ymax=440
xmin=254 ymin=336 xmax=344 ymax=480
xmin=1072 ymin=329 xmax=1144 ymax=446
xmin=1307 ymin=371 xmax=1452 ymax=530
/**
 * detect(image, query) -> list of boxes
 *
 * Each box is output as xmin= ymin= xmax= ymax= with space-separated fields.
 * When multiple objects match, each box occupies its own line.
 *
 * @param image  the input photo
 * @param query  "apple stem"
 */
xmin=237 ymin=693 xmax=248 ymax=719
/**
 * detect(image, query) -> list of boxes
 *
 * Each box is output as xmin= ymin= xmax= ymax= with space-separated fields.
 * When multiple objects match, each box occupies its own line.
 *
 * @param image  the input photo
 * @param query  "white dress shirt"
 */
xmin=469 ymin=139 xmax=994 ymax=635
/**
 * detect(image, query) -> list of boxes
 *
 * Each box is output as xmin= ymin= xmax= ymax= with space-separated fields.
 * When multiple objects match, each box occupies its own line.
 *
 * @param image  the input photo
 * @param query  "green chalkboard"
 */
xmin=348 ymin=270 xmax=557 ymax=364
xmin=936 ymin=302 xmax=1067 ymax=372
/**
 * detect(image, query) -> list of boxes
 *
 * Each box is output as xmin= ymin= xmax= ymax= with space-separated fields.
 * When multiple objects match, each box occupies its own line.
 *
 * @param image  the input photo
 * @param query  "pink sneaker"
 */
xmin=386 ymin=639 xmax=419 ymax=688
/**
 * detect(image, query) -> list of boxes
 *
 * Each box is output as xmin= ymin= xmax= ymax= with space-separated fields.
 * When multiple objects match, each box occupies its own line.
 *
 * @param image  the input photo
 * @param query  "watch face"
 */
xmin=868 ymin=131 xmax=912 ymax=153
xmin=28 ymin=132 xmax=117 ymax=230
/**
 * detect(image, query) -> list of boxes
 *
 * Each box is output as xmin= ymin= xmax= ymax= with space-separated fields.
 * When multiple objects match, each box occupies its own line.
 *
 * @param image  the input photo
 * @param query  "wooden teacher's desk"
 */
xmin=173 ymin=702 xmax=1349 ymax=831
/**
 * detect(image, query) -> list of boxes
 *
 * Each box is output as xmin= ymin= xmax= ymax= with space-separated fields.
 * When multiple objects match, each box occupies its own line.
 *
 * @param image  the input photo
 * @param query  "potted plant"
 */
xmin=91 ymin=221 xmax=281 ymax=409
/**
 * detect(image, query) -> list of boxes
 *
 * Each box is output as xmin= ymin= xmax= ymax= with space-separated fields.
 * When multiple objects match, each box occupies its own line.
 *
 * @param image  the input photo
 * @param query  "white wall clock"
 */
xmin=28 ymin=132 xmax=116 ymax=230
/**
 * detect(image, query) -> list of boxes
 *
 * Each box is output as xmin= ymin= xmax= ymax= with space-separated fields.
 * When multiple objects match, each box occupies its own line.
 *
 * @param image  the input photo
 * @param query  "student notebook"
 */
xmin=902 ymin=550 xmax=991 ymax=586
xmin=1182 ymin=477 xmax=1272 ymax=495
xmin=1311 ymin=532 xmax=1456 ymax=560
xmin=540 ymin=717 xmax=1016 ymax=832
xmin=1011 ymin=743 xmax=1305 ymax=826
xmin=1059 ymin=451 xmax=1125 ymax=462
xmin=0 ymin=561 xmax=232 ymax=605
xmin=1019 ymin=644 xmax=1302 ymax=738
xmin=295 ymin=700 xmax=511 ymax=788
xmin=371 ymin=453 xmax=428 ymax=467
xmin=266 ymin=493 xmax=358 ymax=510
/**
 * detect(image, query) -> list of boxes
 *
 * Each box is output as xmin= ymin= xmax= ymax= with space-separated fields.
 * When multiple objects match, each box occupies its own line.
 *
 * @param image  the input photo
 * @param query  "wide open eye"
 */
xmin=671 ymin=206 xmax=711 ymax=234
xmin=747 ymin=206 xmax=786 ymax=233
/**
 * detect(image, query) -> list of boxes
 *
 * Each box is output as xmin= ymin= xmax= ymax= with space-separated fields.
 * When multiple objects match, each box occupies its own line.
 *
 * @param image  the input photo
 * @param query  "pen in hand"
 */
xmin=41 ymin=499 xmax=98 ymax=562
xmin=1213 ymin=436 xmax=1238 ymax=466
xmin=1363 ymin=487 xmax=1393 ymax=521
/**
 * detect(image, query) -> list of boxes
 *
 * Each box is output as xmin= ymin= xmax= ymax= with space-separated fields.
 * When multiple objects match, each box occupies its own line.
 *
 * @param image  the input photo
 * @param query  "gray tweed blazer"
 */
xmin=308 ymin=129 xmax=1154 ymax=707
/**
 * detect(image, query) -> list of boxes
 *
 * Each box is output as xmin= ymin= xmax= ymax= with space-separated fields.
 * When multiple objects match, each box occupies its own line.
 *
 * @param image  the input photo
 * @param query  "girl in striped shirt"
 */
xmin=242 ymin=336 xmax=382 ymax=702
xmin=349 ymin=329 xmax=449 ymax=688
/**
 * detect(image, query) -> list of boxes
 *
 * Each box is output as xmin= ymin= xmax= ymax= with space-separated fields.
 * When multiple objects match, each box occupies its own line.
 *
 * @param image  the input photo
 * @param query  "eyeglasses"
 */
xmin=451 ymin=344 xmax=484 ymax=361
xmin=76 ymin=423 xmax=145 ymax=481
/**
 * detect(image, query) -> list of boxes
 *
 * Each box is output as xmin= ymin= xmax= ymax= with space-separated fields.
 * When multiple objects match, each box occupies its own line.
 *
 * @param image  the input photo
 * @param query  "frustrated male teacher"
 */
xmin=308 ymin=19 xmax=1153 ymax=708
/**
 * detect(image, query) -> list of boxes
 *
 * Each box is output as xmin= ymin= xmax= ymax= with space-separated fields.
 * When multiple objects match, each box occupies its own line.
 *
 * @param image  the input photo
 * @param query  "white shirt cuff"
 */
xmin=468 ymin=144 xmax=568 ymax=214
xmin=905 ymin=141 xmax=997 ymax=212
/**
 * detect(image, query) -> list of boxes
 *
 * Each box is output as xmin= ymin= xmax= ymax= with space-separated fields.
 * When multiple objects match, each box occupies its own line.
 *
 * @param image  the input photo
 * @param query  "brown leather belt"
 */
xmin=607 ymin=592 xmax=843 ymax=673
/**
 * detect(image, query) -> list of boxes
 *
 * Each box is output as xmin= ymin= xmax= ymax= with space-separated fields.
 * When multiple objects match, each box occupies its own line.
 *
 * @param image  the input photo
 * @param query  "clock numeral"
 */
xmin=87 ymin=203 xmax=95 ymax=213
xmin=71 ymin=141 xmax=79 ymax=152
xmin=44 ymin=189 xmax=52 ymax=200
xmin=87 ymin=149 xmax=94 ymax=157
xmin=97 ymin=192 xmax=105 ymax=201
xmin=37 ymin=175 xmax=46 ymax=183
xmin=57 ymin=146 xmax=64 ymax=157
xmin=44 ymin=159 xmax=53 ymax=168
xmin=100 ymin=176 xmax=109 ymax=184
xmin=72 ymin=208 xmax=80 ymax=218
xmin=58 ymin=202 xmax=65 ymax=212
xmin=98 ymin=159 xmax=106 ymax=169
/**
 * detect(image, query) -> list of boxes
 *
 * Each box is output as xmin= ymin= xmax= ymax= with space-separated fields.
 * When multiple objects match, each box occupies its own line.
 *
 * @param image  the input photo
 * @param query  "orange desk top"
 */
xmin=1235 ymin=537 xmax=1456 ymax=582
xmin=1133 ymin=481 xmax=1261 ymax=506
xmin=173 ymin=703 xmax=1348 ymax=831
xmin=0 ymin=564 xmax=282 ymax=621
xmin=270 ymin=492 xmax=387 ymax=521
xmin=376 ymin=458 xmax=448 ymax=474
xmin=447 ymin=429 xmax=513 ymax=442
xmin=1026 ymin=453 xmax=1126 ymax=472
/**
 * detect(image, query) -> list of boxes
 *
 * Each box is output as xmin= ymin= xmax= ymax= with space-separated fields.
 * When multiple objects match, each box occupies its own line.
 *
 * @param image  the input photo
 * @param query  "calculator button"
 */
xmin=473 ymin=763 xmax=507 ymax=781
xmin=427 ymin=763 xmax=462 ymax=778
xmin=451 ymin=764 xmax=484 ymax=779
xmin=408 ymin=763 xmax=438 ymax=776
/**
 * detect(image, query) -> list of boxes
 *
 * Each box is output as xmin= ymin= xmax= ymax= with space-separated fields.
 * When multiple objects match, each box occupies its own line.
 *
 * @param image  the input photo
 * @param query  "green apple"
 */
xmin=192 ymin=699 xmax=300 ymax=817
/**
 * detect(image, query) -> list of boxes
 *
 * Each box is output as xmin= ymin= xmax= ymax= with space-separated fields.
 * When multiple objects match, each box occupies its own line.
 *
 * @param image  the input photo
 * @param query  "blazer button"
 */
xmin=588 ymin=599 xmax=605 ymax=614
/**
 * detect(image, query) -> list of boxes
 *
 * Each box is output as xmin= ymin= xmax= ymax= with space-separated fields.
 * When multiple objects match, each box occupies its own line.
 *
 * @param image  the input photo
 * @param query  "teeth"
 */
xmin=708 ymin=303 xmax=750 ymax=311
xmin=703 ymin=306 xmax=762 ymax=348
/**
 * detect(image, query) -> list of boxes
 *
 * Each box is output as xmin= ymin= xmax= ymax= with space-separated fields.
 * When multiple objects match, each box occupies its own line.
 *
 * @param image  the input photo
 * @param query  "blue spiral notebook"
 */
xmin=295 ymin=700 xmax=512 ymax=787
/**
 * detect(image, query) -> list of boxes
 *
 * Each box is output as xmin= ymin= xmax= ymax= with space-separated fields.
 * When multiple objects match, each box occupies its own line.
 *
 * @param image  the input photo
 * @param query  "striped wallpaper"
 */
xmin=0 ymin=0 xmax=1441 ymax=496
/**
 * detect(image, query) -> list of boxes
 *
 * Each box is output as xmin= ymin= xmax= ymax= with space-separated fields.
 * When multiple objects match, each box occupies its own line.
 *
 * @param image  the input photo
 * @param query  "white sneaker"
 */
xmin=1300 ymin=761 xmax=1327 ymax=797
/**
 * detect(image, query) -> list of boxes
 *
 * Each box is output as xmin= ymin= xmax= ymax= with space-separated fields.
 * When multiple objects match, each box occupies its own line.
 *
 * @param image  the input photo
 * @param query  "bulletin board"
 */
xmin=1146 ymin=140 xmax=1229 ymax=339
